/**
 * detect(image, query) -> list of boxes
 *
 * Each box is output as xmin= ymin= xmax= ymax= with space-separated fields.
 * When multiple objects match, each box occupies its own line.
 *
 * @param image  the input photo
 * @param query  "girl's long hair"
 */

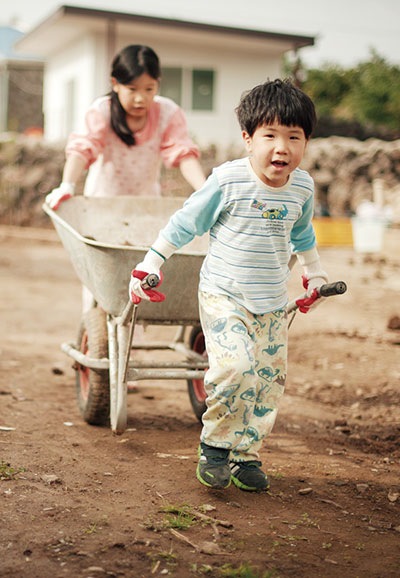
xmin=110 ymin=45 xmax=161 ymax=145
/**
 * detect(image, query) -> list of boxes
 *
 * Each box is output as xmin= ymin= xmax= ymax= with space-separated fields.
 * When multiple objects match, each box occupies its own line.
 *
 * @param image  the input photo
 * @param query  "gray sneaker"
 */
xmin=196 ymin=443 xmax=231 ymax=489
xmin=230 ymin=460 xmax=270 ymax=492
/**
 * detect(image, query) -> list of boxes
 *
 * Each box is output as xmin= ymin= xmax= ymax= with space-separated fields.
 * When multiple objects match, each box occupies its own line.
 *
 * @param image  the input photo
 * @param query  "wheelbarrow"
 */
xmin=43 ymin=196 xmax=209 ymax=434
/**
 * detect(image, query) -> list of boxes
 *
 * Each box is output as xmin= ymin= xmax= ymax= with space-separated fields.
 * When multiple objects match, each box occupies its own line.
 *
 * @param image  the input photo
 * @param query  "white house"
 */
xmin=16 ymin=5 xmax=314 ymax=151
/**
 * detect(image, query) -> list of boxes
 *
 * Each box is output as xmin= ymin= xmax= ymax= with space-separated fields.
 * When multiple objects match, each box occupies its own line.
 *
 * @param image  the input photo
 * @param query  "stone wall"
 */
xmin=302 ymin=137 xmax=400 ymax=221
xmin=0 ymin=134 xmax=399 ymax=227
xmin=0 ymin=135 xmax=64 ymax=227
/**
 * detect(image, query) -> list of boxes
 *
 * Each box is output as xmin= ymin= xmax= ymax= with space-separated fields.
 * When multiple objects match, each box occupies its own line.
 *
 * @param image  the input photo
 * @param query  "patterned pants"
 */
xmin=198 ymin=291 xmax=287 ymax=462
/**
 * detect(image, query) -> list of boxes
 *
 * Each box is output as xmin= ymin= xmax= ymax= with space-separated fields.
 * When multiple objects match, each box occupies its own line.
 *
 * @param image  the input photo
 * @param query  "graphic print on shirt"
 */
xmin=251 ymin=198 xmax=289 ymax=236
xmin=251 ymin=199 xmax=288 ymax=220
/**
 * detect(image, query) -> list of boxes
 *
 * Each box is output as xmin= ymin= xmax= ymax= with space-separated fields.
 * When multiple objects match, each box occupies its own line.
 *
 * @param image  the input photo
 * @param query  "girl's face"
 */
xmin=242 ymin=122 xmax=308 ymax=188
xmin=112 ymin=72 xmax=159 ymax=119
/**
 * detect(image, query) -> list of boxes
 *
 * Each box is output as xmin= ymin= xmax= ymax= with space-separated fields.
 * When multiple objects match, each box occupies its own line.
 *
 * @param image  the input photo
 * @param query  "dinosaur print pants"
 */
xmin=198 ymin=291 xmax=287 ymax=462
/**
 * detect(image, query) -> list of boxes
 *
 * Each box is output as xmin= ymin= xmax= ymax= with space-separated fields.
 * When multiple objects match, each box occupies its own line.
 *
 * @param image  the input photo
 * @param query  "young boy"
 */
xmin=129 ymin=79 xmax=328 ymax=492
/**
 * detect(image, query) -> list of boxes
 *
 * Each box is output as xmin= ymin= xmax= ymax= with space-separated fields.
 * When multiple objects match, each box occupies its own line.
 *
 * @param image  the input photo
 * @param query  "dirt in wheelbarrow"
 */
xmin=1 ymin=223 xmax=400 ymax=578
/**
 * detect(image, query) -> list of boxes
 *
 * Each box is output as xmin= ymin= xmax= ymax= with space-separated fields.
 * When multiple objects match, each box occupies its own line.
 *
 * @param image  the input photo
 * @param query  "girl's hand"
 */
xmin=46 ymin=182 xmax=75 ymax=210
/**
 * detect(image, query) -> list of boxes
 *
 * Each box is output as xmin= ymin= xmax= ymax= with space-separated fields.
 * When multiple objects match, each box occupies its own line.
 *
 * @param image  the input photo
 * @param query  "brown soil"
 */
xmin=1 ymin=224 xmax=399 ymax=578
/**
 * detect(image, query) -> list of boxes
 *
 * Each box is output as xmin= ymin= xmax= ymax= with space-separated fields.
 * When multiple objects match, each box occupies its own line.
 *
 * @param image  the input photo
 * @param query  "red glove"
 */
xmin=129 ymin=270 xmax=165 ymax=304
xmin=295 ymin=276 xmax=321 ymax=314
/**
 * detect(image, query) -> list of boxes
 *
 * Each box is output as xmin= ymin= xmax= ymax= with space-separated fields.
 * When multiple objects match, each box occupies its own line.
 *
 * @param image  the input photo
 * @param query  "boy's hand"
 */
xmin=128 ymin=247 xmax=166 ymax=305
xmin=46 ymin=183 xmax=75 ymax=210
xmin=129 ymin=268 xmax=165 ymax=304
xmin=128 ymin=239 xmax=176 ymax=304
xmin=295 ymin=275 xmax=327 ymax=314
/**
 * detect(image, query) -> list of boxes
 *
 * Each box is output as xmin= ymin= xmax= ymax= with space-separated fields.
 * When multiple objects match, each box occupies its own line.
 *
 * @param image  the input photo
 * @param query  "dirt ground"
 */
xmin=0 ymin=223 xmax=399 ymax=578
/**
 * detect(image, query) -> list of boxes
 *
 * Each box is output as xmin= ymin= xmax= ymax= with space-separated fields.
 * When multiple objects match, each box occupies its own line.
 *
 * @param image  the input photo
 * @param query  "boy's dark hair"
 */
xmin=236 ymin=78 xmax=317 ymax=139
xmin=110 ymin=45 xmax=161 ymax=146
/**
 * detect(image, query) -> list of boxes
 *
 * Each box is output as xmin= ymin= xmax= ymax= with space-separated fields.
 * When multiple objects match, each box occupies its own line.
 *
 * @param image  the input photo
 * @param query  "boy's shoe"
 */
xmin=230 ymin=460 xmax=270 ymax=492
xmin=196 ymin=443 xmax=231 ymax=489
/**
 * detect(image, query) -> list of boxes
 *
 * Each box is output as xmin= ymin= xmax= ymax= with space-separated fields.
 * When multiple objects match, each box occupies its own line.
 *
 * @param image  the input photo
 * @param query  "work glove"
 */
xmin=46 ymin=182 xmax=75 ymax=210
xmin=129 ymin=249 xmax=166 ymax=304
xmin=296 ymin=274 xmax=328 ymax=313
xmin=129 ymin=236 xmax=177 ymax=304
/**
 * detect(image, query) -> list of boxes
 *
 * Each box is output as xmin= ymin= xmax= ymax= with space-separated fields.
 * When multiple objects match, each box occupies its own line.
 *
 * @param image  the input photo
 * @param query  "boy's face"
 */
xmin=242 ymin=122 xmax=308 ymax=188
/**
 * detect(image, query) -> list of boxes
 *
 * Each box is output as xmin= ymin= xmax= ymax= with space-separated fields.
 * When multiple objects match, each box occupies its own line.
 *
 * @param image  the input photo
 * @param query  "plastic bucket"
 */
xmin=351 ymin=217 xmax=386 ymax=253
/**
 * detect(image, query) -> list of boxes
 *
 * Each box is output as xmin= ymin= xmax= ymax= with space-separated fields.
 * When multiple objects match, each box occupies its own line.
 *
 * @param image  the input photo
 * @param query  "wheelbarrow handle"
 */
xmin=317 ymin=281 xmax=347 ymax=297
xmin=120 ymin=273 xmax=161 ymax=324
xmin=140 ymin=273 xmax=160 ymax=290
xmin=287 ymin=280 xmax=347 ymax=315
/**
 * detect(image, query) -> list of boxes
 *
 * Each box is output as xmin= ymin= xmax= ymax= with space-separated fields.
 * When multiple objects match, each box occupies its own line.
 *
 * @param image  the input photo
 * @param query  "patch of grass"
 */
xmin=148 ymin=547 xmax=178 ymax=571
xmin=218 ymin=562 xmax=278 ymax=578
xmin=298 ymin=512 xmax=320 ymax=528
xmin=141 ymin=516 xmax=164 ymax=532
xmin=322 ymin=542 xmax=333 ymax=549
xmin=190 ymin=563 xmax=214 ymax=574
xmin=82 ymin=515 xmax=109 ymax=535
xmin=0 ymin=460 xmax=25 ymax=480
xmin=159 ymin=503 xmax=196 ymax=530
xmin=83 ymin=523 xmax=98 ymax=535
xmin=277 ymin=533 xmax=308 ymax=543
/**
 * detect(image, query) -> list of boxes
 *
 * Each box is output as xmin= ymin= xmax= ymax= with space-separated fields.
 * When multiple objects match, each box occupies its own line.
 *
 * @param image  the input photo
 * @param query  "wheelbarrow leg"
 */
xmin=107 ymin=303 xmax=136 ymax=435
xmin=107 ymin=318 xmax=129 ymax=434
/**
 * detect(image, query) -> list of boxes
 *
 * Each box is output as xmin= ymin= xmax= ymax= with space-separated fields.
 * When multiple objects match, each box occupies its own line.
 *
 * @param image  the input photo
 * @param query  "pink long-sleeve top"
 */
xmin=65 ymin=95 xmax=200 ymax=197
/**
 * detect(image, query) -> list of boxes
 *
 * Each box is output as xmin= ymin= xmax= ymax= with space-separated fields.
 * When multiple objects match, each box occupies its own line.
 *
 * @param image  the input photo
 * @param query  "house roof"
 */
xmin=15 ymin=5 xmax=314 ymax=57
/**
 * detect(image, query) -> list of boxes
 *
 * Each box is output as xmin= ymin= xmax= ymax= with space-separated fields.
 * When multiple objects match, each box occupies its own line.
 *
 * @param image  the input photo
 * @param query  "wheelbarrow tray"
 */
xmin=43 ymin=196 xmax=208 ymax=321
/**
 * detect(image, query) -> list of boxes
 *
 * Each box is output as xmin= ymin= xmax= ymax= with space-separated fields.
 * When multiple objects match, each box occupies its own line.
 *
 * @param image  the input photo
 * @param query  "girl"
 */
xmin=46 ymin=44 xmax=205 ymax=208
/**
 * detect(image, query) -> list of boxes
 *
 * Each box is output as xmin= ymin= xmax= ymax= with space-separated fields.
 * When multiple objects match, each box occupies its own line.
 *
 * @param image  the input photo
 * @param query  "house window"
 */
xmin=161 ymin=67 xmax=215 ymax=111
xmin=192 ymin=70 xmax=214 ymax=111
xmin=160 ymin=68 xmax=182 ymax=105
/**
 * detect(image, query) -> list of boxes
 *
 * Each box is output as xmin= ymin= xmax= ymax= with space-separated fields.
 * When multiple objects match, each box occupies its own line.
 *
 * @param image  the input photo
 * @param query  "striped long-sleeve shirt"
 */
xmin=160 ymin=157 xmax=317 ymax=314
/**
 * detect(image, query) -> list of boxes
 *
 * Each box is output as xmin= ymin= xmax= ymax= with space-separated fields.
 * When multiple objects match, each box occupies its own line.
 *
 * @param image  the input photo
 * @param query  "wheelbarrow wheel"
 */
xmin=75 ymin=307 xmax=110 ymax=426
xmin=187 ymin=325 xmax=207 ymax=422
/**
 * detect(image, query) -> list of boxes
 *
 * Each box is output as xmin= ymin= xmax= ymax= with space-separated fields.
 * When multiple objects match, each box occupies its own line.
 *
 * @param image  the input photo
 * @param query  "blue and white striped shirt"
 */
xmin=160 ymin=157 xmax=316 ymax=314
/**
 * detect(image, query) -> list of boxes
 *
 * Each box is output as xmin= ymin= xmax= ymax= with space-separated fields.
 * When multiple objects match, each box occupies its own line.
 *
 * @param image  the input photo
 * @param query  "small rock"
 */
xmin=356 ymin=483 xmax=369 ymax=493
xmin=334 ymin=419 xmax=348 ymax=427
xmin=330 ymin=379 xmax=344 ymax=388
xmin=41 ymin=474 xmax=61 ymax=485
xmin=199 ymin=541 xmax=223 ymax=555
xmin=335 ymin=425 xmax=351 ymax=434
xmin=387 ymin=315 xmax=400 ymax=330
xmin=388 ymin=489 xmax=399 ymax=503
xmin=227 ymin=501 xmax=241 ymax=508
xmin=52 ymin=367 xmax=64 ymax=375
xmin=298 ymin=487 xmax=313 ymax=495
xmin=201 ymin=504 xmax=216 ymax=512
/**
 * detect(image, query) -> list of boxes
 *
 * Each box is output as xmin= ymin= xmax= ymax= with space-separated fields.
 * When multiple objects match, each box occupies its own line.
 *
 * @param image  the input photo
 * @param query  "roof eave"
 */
xmin=15 ymin=4 xmax=314 ymax=55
